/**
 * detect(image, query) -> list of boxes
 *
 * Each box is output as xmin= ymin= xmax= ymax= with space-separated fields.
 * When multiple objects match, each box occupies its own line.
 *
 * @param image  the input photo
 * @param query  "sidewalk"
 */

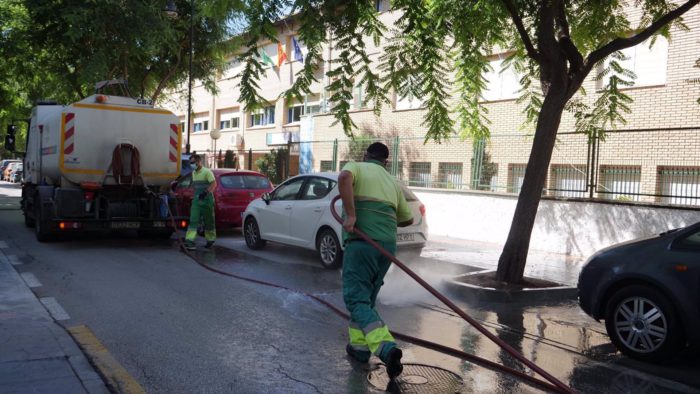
xmin=422 ymin=235 xmax=588 ymax=286
xmin=0 ymin=242 xmax=108 ymax=393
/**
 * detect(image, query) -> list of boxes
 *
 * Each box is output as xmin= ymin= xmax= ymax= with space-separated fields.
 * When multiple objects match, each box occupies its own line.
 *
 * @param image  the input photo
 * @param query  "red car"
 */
xmin=173 ymin=169 xmax=273 ymax=229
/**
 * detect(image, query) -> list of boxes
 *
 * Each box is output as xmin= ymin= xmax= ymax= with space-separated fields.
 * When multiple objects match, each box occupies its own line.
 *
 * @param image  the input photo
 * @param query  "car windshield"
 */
xmin=220 ymin=174 xmax=271 ymax=190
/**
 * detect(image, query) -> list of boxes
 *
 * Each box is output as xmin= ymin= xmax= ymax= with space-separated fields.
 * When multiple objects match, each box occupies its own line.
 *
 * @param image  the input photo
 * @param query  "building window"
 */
xmin=218 ymin=108 xmax=241 ymax=130
xmin=375 ymin=0 xmax=390 ymax=12
xmin=320 ymin=160 xmax=334 ymax=172
xmin=599 ymin=166 xmax=641 ymax=201
xmin=551 ymin=165 xmax=587 ymax=198
xmin=395 ymin=92 xmax=424 ymax=110
xmin=482 ymin=54 xmax=521 ymax=102
xmin=193 ymin=120 xmax=209 ymax=132
xmin=353 ymin=85 xmax=370 ymax=110
xmin=220 ymin=117 xmax=239 ymax=130
xmin=386 ymin=161 xmax=404 ymax=179
xmin=438 ymin=162 xmax=464 ymax=189
xmin=599 ymin=37 xmax=668 ymax=89
xmin=288 ymin=105 xmax=304 ymax=123
xmin=508 ymin=164 xmax=526 ymax=194
xmin=250 ymin=106 xmax=275 ymax=127
xmin=287 ymin=98 xmax=321 ymax=124
xmin=409 ymin=162 xmax=431 ymax=187
xmin=658 ymin=167 xmax=700 ymax=206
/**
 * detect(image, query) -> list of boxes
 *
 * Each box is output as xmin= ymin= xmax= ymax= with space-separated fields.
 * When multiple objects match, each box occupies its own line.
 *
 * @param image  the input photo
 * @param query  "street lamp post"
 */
xmin=210 ymin=128 xmax=221 ymax=168
xmin=165 ymin=0 xmax=194 ymax=155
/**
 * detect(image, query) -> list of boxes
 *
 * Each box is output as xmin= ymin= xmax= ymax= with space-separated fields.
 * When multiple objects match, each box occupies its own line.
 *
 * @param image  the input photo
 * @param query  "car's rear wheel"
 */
xmin=34 ymin=197 xmax=53 ymax=242
xmin=244 ymin=217 xmax=266 ymax=250
xmin=316 ymin=228 xmax=342 ymax=269
xmin=604 ymin=285 xmax=684 ymax=362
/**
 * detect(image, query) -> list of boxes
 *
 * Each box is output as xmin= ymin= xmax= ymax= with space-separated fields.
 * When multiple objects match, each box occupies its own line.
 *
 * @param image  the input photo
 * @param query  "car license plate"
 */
xmin=397 ymin=233 xmax=415 ymax=242
xmin=111 ymin=221 xmax=141 ymax=229
xmin=152 ymin=221 xmax=166 ymax=228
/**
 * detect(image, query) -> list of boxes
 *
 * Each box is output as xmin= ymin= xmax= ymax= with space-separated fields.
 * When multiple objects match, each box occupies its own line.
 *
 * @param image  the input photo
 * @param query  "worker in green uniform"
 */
xmin=184 ymin=154 xmax=217 ymax=250
xmin=338 ymin=142 xmax=413 ymax=380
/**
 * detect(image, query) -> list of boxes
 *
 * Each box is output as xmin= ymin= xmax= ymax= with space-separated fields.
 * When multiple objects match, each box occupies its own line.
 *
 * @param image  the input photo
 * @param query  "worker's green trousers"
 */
xmin=185 ymin=195 xmax=216 ymax=242
xmin=342 ymin=239 xmax=397 ymax=362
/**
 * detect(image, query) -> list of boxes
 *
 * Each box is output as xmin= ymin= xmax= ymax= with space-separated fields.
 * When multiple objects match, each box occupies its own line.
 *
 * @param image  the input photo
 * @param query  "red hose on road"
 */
xmin=330 ymin=195 xmax=574 ymax=394
xmin=164 ymin=195 xmax=571 ymax=393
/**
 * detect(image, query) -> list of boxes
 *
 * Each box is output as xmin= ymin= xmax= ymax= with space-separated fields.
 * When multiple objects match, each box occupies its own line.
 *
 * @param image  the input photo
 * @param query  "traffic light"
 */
xmin=4 ymin=124 xmax=16 ymax=152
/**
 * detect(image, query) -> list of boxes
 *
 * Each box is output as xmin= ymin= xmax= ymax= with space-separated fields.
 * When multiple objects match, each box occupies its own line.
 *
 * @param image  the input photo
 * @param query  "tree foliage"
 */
xmin=240 ymin=0 xmax=699 ymax=282
xmin=0 ymin=0 xmax=243 ymax=146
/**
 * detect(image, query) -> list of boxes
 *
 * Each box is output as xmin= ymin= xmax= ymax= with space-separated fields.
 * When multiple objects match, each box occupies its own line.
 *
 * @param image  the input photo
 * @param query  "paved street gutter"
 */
xmin=68 ymin=325 xmax=146 ymax=394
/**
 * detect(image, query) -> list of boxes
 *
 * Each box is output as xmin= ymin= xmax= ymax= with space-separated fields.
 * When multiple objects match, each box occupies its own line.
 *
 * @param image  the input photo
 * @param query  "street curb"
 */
xmin=67 ymin=325 xmax=146 ymax=394
xmin=447 ymin=270 xmax=578 ymax=303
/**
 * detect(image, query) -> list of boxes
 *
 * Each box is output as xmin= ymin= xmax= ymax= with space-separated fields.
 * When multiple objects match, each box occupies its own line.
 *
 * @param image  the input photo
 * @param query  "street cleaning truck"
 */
xmin=21 ymin=81 xmax=188 ymax=241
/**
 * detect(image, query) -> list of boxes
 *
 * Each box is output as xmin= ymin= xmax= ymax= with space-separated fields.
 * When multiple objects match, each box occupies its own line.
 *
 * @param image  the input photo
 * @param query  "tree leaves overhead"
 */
xmin=237 ymin=0 xmax=697 ymax=142
xmin=0 ymin=0 xmax=241 ymax=133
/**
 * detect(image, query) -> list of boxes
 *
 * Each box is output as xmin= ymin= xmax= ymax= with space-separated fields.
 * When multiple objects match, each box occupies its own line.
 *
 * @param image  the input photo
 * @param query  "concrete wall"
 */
xmin=413 ymin=188 xmax=700 ymax=257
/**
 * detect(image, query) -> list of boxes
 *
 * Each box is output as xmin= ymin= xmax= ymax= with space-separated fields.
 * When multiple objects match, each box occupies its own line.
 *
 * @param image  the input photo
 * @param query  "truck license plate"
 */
xmin=152 ymin=221 xmax=166 ymax=228
xmin=397 ymin=233 xmax=415 ymax=242
xmin=111 ymin=221 xmax=141 ymax=229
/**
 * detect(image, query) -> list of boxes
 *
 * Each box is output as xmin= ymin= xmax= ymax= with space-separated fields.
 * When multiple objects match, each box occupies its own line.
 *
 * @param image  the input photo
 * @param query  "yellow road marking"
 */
xmin=67 ymin=325 xmax=146 ymax=394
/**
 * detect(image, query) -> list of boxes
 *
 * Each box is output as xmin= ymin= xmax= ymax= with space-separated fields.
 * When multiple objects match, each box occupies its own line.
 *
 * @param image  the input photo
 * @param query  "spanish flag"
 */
xmin=277 ymin=42 xmax=288 ymax=67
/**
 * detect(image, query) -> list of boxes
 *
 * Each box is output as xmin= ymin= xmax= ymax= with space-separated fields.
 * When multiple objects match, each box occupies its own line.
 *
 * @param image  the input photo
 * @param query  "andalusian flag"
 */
xmin=259 ymin=49 xmax=274 ymax=68
xmin=277 ymin=42 xmax=288 ymax=67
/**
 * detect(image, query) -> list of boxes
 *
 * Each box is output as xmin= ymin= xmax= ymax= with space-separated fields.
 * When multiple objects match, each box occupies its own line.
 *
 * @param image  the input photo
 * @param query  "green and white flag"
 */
xmin=259 ymin=49 xmax=274 ymax=68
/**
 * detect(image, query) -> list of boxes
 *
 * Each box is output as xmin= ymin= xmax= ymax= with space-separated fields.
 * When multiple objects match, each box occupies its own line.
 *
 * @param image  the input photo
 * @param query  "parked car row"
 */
xmin=1 ymin=160 xmax=22 ymax=182
xmin=170 ymin=169 xmax=429 ymax=269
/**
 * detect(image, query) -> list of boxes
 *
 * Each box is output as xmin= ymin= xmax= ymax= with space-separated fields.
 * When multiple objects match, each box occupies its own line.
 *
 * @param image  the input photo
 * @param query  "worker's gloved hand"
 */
xmin=198 ymin=191 xmax=209 ymax=201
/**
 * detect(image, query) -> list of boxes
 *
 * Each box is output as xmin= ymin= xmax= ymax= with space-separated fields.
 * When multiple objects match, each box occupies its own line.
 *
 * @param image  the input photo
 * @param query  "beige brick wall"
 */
xmin=162 ymin=6 xmax=700 ymax=204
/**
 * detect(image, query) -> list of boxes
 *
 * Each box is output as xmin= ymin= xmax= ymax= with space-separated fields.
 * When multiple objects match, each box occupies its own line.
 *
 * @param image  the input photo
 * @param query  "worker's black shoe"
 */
xmin=384 ymin=347 xmax=403 ymax=380
xmin=205 ymin=240 xmax=215 ymax=248
xmin=183 ymin=242 xmax=196 ymax=251
xmin=345 ymin=344 xmax=371 ymax=363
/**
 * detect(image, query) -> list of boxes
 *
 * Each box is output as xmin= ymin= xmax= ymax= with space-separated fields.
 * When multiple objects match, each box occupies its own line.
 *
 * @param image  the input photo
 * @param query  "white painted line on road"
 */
xmin=7 ymin=254 xmax=22 ymax=265
xmin=40 ymin=297 xmax=71 ymax=321
xmin=0 ymin=241 xmax=7 ymax=249
xmin=20 ymin=272 xmax=42 ymax=288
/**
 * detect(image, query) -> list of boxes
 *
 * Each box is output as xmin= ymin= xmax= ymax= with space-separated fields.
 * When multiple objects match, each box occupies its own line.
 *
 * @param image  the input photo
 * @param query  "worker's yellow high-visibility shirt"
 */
xmin=341 ymin=160 xmax=413 ymax=243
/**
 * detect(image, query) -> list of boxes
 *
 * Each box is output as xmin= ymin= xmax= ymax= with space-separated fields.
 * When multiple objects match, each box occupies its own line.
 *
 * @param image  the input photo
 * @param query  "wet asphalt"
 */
xmin=1 ymin=181 xmax=699 ymax=393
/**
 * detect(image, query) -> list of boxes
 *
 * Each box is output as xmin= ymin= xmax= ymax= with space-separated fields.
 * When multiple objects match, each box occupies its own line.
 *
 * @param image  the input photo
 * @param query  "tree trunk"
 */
xmin=495 ymin=89 xmax=568 ymax=283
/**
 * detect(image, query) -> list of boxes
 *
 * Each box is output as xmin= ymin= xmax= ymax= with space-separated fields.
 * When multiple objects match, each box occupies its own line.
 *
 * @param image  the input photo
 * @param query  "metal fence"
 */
xmin=283 ymin=127 xmax=700 ymax=207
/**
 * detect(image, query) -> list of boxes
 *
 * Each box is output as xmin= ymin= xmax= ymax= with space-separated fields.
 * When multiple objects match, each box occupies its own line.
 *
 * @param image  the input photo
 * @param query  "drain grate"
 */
xmin=367 ymin=363 xmax=463 ymax=393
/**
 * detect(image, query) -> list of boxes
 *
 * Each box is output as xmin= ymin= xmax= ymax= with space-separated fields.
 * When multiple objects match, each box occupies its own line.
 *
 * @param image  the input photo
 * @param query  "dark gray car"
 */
xmin=578 ymin=222 xmax=700 ymax=362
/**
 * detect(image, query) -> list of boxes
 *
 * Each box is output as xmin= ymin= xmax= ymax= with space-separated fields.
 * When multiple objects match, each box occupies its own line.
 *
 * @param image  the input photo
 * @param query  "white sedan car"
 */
xmin=242 ymin=172 xmax=428 ymax=269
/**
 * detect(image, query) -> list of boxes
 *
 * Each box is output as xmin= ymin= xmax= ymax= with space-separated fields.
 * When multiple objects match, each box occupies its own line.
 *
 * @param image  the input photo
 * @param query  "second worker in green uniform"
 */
xmin=184 ymin=154 xmax=217 ymax=250
xmin=338 ymin=142 xmax=414 ymax=380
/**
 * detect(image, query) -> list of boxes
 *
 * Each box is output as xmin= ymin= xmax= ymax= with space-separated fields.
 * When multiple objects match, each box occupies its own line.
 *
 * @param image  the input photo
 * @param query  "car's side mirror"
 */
xmin=262 ymin=192 xmax=271 ymax=205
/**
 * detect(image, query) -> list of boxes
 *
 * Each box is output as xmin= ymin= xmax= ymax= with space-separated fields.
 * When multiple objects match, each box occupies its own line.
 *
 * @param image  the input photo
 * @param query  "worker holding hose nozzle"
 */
xmin=184 ymin=154 xmax=217 ymax=251
xmin=338 ymin=142 xmax=413 ymax=380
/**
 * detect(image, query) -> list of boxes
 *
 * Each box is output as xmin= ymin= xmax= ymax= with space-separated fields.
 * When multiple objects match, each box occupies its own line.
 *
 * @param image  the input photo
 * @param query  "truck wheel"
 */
xmin=22 ymin=187 xmax=35 ymax=227
xmin=24 ymin=213 xmax=35 ymax=228
xmin=34 ymin=198 xmax=53 ymax=242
